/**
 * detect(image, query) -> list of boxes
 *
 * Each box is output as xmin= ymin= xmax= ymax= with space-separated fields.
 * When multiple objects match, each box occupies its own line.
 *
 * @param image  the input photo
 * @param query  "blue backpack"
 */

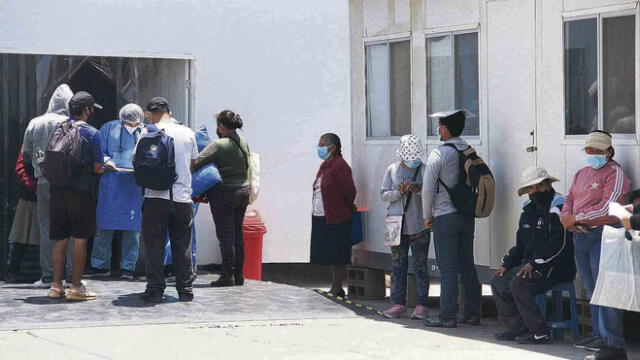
xmin=133 ymin=124 xmax=177 ymax=193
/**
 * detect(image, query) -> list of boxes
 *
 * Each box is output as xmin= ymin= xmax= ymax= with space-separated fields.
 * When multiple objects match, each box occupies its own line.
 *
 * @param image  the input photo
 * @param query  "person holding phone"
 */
xmin=560 ymin=131 xmax=630 ymax=360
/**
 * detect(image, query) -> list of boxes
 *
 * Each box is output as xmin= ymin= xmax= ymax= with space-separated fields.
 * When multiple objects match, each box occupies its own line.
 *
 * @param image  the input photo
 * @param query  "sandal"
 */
xmin=65 ymin=286 xmax=97 ymax=301
xmin=47 ymin=286 xmax=66 ymax=299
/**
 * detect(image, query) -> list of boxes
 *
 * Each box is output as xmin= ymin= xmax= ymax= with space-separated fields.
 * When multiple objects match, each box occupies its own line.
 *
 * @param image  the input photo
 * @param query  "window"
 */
xmin=365 ymin=39 xmax=411 ymax=137
xmin=426 ymin=32 xmax=479 ymax=137
xmin=564 ymin=15 xmax=635 ymax=135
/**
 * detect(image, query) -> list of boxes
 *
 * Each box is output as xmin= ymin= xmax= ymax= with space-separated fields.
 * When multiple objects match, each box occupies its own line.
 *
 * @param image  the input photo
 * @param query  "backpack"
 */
xmin=438 ymin=143 xmax=495 ymax=218
xmin=43 ymin=120 xmax=85 ymax=187
xmin=133 ymin=124 xmax=177 ymax=194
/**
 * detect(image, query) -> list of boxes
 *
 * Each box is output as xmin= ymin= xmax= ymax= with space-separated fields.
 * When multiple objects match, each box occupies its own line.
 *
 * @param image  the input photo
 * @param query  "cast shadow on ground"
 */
xmin=111 ymin=293 xmax=179 ymax=308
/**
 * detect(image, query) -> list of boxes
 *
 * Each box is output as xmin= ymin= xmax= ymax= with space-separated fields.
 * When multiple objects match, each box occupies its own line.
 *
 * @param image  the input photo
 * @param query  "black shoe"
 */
xmin=495 ymin=328 xmax=529 ymax=341
xmin=178 ymin=292 xmax=194 ymax=302
xmin=585 ymin=347 xmax=628 ymax=360
xmin=85 ymin=268 xmax=111 ymax=277
xmin=515 ymin=333 xmax=553 ymax=345
xmin=458 ymin=315 xmax=481 ymax=326
xmin=585 ymin=338 xmax=607 ymax=352
xmin=234 ymin=273 xmax=245 ymax=286
xmin=575 ymin=335 xmax=602 ymax=349
xmin=210 ymin=274 xmax=235 ymax=287
xmin=423 ymin=316 xmax=457 ymax=328
xmin=139 ymin=291 xmax=163 ymax=303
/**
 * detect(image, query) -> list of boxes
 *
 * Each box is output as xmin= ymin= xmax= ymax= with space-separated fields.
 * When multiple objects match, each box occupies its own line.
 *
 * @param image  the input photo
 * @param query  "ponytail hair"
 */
xmin=217 ymin=110 xmax=243 ymax=130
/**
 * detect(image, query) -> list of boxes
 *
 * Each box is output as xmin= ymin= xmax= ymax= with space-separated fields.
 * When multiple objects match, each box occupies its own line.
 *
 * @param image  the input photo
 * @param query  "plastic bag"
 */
xmin=590 ymin=225 xmax=640 ymax=312
xmin=191 ymin=163 xmax=222 ymax=197
xmin=194 ymin=125 xmax=211 ymax=152
xmin=384 ymin=216 xmax=402 ymax=246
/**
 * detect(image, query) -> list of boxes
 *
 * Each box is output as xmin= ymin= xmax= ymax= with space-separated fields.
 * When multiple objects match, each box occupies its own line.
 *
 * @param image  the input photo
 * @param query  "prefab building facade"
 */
xmin=349 ymin=0 xmax=640 ymax=277
xmin=0 ymin=0 xmax=352 ymax=275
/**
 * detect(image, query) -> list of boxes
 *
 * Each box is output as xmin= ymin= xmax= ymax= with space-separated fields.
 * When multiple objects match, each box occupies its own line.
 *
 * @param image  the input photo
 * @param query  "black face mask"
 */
xmin=216 ymin=130 xmax=223 ymax=138
xmin=529 ymin=189 xmax=554 ymax=207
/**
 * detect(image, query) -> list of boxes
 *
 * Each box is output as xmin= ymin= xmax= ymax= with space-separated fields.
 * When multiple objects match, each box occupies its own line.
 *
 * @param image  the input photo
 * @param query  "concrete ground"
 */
xmin=0 ymin=275 xmax=637 ymax=360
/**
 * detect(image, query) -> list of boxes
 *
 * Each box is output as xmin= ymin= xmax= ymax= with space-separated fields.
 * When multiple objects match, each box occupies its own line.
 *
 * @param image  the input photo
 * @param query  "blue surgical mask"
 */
xmin=586 ymin=154 xmax=608 ymax=169
xmin=317 ymin=146 xmax=331 ymax=160
xmin=404 ymin=160 xmax=421 ymax=169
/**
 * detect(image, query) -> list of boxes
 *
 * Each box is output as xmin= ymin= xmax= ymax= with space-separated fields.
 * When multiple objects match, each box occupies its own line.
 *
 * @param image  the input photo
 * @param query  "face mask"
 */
xmin=404 ymin=160 xmax=421 ymax=169
xmin=216 ymin=130 xmax=223 ymax=138
xmin=586 ymin=154 xmax=608 ymax=169
xmin=528 ymin=190 xmax=554 ymax=206
xmin=317 ymin=146 xmax=331 ymax=160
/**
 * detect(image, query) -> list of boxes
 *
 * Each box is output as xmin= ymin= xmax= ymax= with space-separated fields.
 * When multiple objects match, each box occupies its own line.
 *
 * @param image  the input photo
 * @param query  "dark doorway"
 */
xmin=68 ymin=61 xmax=117 ymax=129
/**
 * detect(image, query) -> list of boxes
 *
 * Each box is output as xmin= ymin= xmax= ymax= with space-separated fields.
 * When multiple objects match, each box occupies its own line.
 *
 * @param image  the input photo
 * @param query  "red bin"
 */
xmin=242 ymin=209 xmax=267 ymax=280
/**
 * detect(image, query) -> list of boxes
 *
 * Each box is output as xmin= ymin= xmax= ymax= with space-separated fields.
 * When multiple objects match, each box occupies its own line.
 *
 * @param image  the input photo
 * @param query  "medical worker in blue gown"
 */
xmin=89 ymin=104 xmax=146 ymax=279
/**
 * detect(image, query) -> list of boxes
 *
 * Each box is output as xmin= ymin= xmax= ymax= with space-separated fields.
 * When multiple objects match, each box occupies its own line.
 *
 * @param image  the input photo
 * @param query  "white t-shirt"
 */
xmin=143 ymin=120 xmax=198 ymax=203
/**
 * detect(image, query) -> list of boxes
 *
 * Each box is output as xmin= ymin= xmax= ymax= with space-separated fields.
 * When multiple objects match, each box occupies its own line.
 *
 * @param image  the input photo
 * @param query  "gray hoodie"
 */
xmin=22 ymin=84 xmax=73 ymax=180
xmin=421 ymin=137 xmax=469 ymax=219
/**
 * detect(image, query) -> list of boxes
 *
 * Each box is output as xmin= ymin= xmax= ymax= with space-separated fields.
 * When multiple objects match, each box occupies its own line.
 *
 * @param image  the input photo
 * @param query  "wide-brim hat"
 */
xmin=395 ymin=134 xmax=426 ymax=161
xmin=517 ymin=166 xmax=560 ymax=196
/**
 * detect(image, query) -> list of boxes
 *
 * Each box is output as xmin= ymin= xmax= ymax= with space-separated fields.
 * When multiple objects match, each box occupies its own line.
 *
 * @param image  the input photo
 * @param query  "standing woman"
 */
xmin=560 ymin=130 xmax=630 ymax=360
xmin=310 ymin=133 xmax=357 ymax=297
xmin=192 ymin=110 xmax=251 ymax=287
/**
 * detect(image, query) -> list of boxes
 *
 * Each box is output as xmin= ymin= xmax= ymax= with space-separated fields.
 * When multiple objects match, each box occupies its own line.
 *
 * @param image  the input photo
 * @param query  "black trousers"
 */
xmin=207 ymin=186 xmax=250 ymax=273
xmin=142 ymin=198 xmax=194 ymax=294
xmin=490 ymin=265 xmax=553 ymax=334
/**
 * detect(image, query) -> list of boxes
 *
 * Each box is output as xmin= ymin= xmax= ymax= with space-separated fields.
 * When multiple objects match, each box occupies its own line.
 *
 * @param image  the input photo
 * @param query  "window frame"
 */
xmin=363 ymin=36 xmax=412 ymax=141
xmin=562 ymin=10 xmax=638 ymax=143
xmin=425 ymin=29 xmax=481 ymax=142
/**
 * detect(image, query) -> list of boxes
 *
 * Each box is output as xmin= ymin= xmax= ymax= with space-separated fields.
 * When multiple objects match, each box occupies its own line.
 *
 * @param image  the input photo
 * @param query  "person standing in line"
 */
xmin=192 ymin=110 xmax=250 ymax=287
xmin=139 ymin=97 xmax=198 ymax=303
xmin=380 ymin=134 xmax=430 ymax=319
xmin=421 ymin=110 xmax=482 ymax=328
xmin=48 ymin=91 xmax=104 ymax=300
xmin=309 ymin=133 xmax=357 ymax=297
xmin=560 ymin=131 xmax=630 ymax=360
xmin=6 ymin=152 xmax=40 ymax=283
xmin=87 ymin=104 xmax=146 ymax=280
xmin=491 ymin=167 xmax=576 ymax=345
xmin=21 ymin=84 xmax=74 ymax=288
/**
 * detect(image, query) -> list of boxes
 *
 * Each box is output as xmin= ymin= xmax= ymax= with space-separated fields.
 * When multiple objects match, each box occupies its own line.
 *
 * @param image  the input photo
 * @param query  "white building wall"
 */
xmin=0 ymin=0 xmax=352 ymax=263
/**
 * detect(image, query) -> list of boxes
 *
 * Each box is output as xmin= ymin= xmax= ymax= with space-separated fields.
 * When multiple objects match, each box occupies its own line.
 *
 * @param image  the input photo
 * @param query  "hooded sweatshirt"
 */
xmin=22 ymin=84 xmax=73 ymax=181
xmin=561 ymin=160 xmax=631 ymax=227
xmin=421 ymin=137 xmax=469 ymax=219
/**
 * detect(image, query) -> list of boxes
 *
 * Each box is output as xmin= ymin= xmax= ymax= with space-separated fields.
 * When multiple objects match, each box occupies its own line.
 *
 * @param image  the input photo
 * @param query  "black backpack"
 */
xmin=43 ymin=120 xmax=85 ymax=187
xmin=133 ymin=124 xmax=177 ymax=194
xmin=438 ymin=144 xmax=495 ymax=218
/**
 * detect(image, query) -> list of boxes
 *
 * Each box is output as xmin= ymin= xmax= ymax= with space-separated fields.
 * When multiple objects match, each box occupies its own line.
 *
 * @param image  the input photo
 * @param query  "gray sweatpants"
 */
xmin=37 ymin=180 xmax=72 ymax=281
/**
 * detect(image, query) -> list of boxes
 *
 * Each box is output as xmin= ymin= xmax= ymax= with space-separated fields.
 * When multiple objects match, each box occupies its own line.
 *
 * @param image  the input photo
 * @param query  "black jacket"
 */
xmin=502 ymin=191 xmax=576 ymax=284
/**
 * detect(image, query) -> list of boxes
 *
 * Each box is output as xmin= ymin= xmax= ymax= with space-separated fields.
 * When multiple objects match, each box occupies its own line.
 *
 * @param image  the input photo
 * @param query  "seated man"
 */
xmin=491 ymin=167 xmax=576 ymax=344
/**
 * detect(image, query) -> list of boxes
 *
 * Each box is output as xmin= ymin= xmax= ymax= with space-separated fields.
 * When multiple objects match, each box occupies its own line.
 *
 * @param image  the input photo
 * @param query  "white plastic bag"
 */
xmin=248 ymin=152 xmax=260 ymax=204
xmin=384 ymin=216 xmax=402 ymax=246
xmin=590 ymin=225 xmax=640 ymax=312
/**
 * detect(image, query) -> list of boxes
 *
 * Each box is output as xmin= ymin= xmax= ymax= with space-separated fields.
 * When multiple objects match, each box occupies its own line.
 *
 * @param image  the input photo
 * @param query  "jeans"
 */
xmin=91 ymin=229 xmax=140 ymax=271
xmin=574 ymin=227 xmax=625 ymax=349
xmin=390 ymin=231 xmax=430 ymax=306
xmin=433 ymin=212 xmax=481 ymax=321
xmin=37 ymin=181 xmax=71 ymax=281
xmin=142 ymin=198 xmax=194 ymax=295
xmin=207 ymin=186 xmax=250 ymax=273
xmin=491 ymin=265 xmax=553 ymax=334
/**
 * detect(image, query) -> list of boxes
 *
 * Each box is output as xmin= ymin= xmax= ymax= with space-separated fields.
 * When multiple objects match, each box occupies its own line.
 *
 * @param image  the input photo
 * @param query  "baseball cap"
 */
xmin=69 ymin=91 xmax=103 ymax=111
xmin=146 ymin=97 xmax=170 ymax=112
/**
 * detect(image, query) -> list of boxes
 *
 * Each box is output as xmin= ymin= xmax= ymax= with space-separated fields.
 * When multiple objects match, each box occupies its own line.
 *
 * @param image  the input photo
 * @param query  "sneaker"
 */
xmin=584 ymin=347 xmax=628 ymax=360
xmin=139 ymin=291 xmax=163 ymax=304
xmin=575 ymin=335 xmax=603 ymax=349
xmin=120 ymin=270 xmax=135 ymax=280
xmin=515 ymin=333 xmax=553 ymax=345
xmin=585 ymin=338 xmax=607 ymax=352
xmin=382 ymin=304 xmax=407 ymax=318
xmin=495 ymin=328 xmax=529 ymax=341
xmin=85 ymin=268 xmax=111 ymax=277
xmin=33 ymin=278 xmax=52 ymax=288
xmin=423 ymin=316 xmax=457 ymax=328
xmin=65 ymin=286 xmax=97 ymax=301
xmin=458 ymin=315 xmax=481 ymax=326
xmin=410 ymin=305 xmax=429 ymax=320
xmin=210 ymin=274 xmax=235 ymax=287
xmin=178 ymin=292 xmax=194 ymax=302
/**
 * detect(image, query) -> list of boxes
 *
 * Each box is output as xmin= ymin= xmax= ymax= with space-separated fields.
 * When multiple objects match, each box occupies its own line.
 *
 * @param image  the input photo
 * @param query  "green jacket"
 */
xmin=192 ymin=131 xmax=249 ymax=187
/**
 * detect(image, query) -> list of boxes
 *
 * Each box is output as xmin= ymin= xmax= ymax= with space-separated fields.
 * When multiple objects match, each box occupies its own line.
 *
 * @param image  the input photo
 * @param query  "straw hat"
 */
xmin=517 ymin=167 xmax=560 ymax=196
xmin=395 ymin=134 xmax=426 ymax=161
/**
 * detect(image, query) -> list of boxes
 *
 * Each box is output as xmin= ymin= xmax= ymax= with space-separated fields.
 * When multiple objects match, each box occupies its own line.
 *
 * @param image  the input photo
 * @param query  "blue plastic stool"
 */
xmin=535 ymin=282 xmax=581 ymax=342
